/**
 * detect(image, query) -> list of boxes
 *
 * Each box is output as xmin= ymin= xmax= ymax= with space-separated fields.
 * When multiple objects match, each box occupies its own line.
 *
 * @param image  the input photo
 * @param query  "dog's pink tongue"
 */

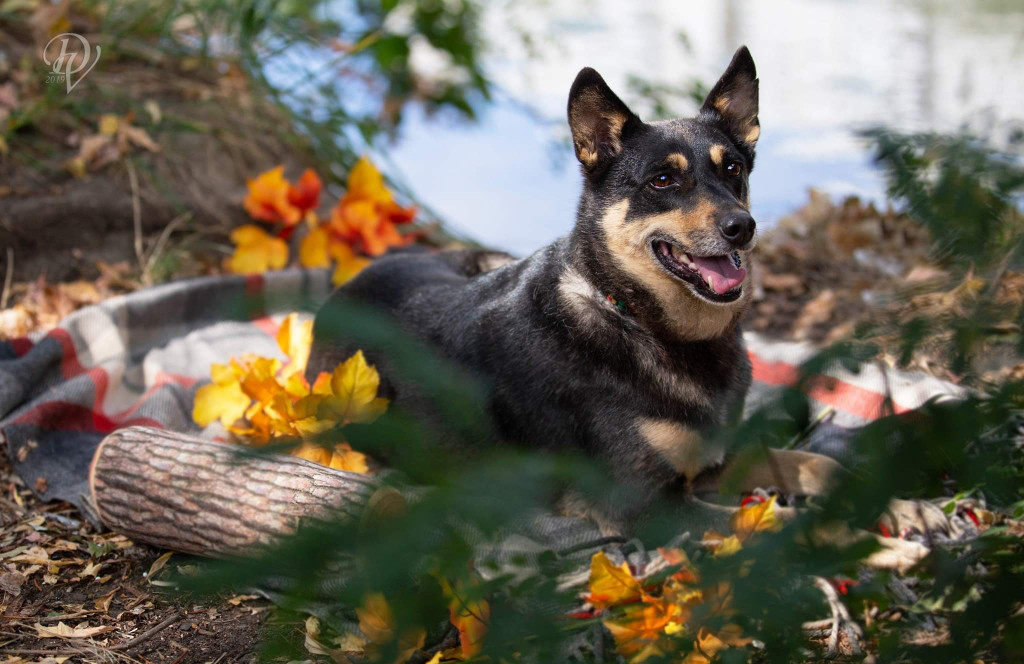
xmin=688 ymin=254 xmax=746 ymax=294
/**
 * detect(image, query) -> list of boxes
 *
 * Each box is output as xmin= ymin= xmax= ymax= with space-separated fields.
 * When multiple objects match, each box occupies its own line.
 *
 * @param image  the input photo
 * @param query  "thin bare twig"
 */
xmin=126 ymin=160 xmax=145 ymax=273
xmin=142 ymin=211 xmax=192 ymax=283
xmin=1 ymin=247 xmax=13 ymax=309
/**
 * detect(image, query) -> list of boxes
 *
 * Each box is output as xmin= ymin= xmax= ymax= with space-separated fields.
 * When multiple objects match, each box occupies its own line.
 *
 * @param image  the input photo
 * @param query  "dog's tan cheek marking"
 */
xmin=639 ymin=419 xmax=723 ymax=481
xmin=599 ymin=200 xmax=744 ymax=340
xmin=709 ymin=144 xmax=726 ymax=166
xmin=666 ymin=153 xmax=688 ymax=171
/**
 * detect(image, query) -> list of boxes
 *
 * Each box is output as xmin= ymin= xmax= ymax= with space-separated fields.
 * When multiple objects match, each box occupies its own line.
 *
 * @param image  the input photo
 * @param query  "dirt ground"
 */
xmin=0 ymin=452 xmax=316 ymax=663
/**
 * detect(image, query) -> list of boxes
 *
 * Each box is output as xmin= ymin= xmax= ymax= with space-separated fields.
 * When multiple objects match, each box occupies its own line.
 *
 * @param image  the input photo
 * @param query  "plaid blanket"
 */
xmin=0 ymin=268 xmax=964 ymax=525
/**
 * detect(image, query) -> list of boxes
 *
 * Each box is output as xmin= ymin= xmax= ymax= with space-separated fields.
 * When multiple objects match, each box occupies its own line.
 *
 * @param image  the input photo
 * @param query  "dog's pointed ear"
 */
xmin=700 ymin=46 xmax=760 ymax=153
xmin=567 ymin=67 xmax=640 ymax=174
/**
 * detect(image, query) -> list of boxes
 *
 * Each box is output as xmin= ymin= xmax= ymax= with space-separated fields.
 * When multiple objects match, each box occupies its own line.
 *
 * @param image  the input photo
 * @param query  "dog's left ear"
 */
xmin=700 ymin=46 xmax=760 ymax=154
xmin=567 ymin=67 xmax=640 ymax=174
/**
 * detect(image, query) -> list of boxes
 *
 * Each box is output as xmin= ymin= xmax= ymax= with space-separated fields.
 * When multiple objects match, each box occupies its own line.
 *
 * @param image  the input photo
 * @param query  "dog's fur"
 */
xmin=306 ymin=48 xmax=942 ymax=564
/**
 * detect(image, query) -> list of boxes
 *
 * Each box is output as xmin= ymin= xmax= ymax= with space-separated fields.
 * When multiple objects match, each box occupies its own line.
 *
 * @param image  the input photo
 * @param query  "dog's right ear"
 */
xmin=567 ymin=68 xmax=639 ymax=174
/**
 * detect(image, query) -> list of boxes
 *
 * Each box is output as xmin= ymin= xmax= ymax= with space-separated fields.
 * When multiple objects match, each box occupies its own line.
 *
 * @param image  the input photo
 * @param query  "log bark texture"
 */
xmin=89 ymin=426 xmax=388 ymax=557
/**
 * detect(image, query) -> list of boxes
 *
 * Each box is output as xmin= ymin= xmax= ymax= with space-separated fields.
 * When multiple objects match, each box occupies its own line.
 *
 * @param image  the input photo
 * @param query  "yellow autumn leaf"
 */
xmin=345 ymin=155 xmax=394 ymax=207
xmin=729 ymin=495 xmax=780 ymax=541
xmin=702 ymin=530 xmax=743 ymax=557
xmin=299 ymin=225 xmax=331 ymax=268
xmin=330 ymin=240 xmax=371 ymax=286
xmin=276 ymin=312 xmax=313 ymax=377
xmin=226 ymin=225 xmax=289 ymax=274
xmin=192 ymin=363 xmax=251 ymax=427
xmin=586 ymin=551 xmax=643 ymax=610
xmin=98 ymin=114 xmax=120 ymax=135
xmin=328 ymin=442 xmax=370 ymax=473
xmin=298 ymin=350 xmax=388 ymax=426
xmin=356 ymin=593 xmax=425 ymax=664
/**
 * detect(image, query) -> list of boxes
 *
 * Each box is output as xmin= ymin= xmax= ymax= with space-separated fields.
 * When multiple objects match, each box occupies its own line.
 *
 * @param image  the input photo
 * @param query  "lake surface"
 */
xmin=385 ymin=0 xmax=1024 ymax=255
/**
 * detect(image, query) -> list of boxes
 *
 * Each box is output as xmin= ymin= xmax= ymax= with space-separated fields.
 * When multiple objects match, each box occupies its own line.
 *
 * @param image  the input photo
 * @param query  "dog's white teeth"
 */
xmin=705 ymin=274 xmax=714 ymax=290
xmin=731 ymin=251 xmax=742 ymax=269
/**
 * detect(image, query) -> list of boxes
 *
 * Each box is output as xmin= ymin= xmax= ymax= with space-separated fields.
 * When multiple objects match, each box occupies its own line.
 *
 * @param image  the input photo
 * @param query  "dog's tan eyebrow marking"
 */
xmin=665 ymin=153 xmax=688 ymax=170
xmin=709 ymin=144 xmax=727 ymax=166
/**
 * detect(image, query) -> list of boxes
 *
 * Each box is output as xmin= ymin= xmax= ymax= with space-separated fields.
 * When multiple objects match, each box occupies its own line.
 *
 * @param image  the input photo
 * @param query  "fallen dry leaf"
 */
xmin=145 ymin=551 xmax=173 ymax=585
xmin=94 ymin=590 xmax=115 ymax=611
xmin=0 ymin=570 xmax=26 ymax=596
xmin=35 ymin=621 xmax=115 ymax=639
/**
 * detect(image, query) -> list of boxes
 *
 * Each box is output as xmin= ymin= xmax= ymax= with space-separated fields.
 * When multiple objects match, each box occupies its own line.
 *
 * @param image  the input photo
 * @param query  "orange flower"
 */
xmin=329 ymin=156 xmax=416 ymax=257
xmin=243 ymin=166 xmax=301 ymax=226
xmin=287 ymin=168 xmax=322 ymax=215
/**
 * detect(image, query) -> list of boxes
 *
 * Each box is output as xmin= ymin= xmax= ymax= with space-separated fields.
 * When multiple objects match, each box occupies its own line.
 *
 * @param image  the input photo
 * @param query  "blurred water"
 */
xmin=385 ymin=0 xmax=1024 ymax=255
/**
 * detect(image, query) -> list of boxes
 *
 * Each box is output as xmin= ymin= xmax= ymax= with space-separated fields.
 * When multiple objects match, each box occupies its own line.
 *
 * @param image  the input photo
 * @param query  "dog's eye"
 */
xmin=725 ymin=161 xmax=743 ymax=177
xmin=650 ymin=174 xmax=674 ymax=189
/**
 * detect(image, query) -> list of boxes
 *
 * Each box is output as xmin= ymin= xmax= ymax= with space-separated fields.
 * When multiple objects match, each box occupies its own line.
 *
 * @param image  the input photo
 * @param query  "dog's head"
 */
xmin=568 ymin=47 xmax=759 ymax=339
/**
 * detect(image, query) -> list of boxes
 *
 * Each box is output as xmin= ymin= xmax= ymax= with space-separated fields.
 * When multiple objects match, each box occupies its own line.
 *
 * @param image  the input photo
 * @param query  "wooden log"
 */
xmin=88 ymin=426 xmax=399 ymax=558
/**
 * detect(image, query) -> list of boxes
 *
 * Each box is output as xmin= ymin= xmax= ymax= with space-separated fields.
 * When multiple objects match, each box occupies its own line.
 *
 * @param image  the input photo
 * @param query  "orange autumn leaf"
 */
xmin=329 ymin=156 xmax=416 ymax=257
xmin=243 ymin=166 xmax=301 ymax=226
xmin=287 ymin=168 xmax=322 ymax=215
xmin=441 ymin=578 xmax=490 ymax=658
xmin=226 ymin=225 xmax=289 ymax=274
xmin=603 ymin=599 xmax=681 ymax=657
xmin=729 ymin=495 xmax=781 ymax=541
xmin=682 ymin=626 xmax=753 ymax=664
xmin=586 ymin=552 xmax=643 ymax=610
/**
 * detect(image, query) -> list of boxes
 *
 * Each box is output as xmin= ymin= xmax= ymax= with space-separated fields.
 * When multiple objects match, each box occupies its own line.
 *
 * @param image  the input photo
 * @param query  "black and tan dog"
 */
xmin=308 ymin=47 xmax=943 ymax=568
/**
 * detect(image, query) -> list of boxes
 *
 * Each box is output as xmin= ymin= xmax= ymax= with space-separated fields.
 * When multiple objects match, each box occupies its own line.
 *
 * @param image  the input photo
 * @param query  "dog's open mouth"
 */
xmin=653 ymin=240 xmax=745 ymax=303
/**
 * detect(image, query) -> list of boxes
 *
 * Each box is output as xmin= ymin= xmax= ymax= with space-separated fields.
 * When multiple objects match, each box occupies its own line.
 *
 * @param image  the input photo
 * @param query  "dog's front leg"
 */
xmin=688 ymin=447 xmax=938 ymax=572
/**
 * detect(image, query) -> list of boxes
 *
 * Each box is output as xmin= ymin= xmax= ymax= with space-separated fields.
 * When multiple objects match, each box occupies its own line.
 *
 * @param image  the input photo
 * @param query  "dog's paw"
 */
xmin=878 ymin=498 xmax=952 ymax=542
xmin=865 ymin=535 xmax=930 ymax=573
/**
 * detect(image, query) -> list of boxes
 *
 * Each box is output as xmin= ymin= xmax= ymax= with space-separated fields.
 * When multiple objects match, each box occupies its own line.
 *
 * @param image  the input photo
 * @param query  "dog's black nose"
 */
xmin=718 ymin=212 xmax=756 ymax=246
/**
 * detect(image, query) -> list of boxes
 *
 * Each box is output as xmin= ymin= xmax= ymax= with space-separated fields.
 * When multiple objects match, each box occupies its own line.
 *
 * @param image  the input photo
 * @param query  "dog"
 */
xmin=308 ymin=47 xmax=944 ymax=569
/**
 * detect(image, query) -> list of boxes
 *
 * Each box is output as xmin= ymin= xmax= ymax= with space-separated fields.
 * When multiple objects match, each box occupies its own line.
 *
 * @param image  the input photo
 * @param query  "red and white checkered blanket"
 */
xmin=0 ymin=268 xmax=964 ymax=520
